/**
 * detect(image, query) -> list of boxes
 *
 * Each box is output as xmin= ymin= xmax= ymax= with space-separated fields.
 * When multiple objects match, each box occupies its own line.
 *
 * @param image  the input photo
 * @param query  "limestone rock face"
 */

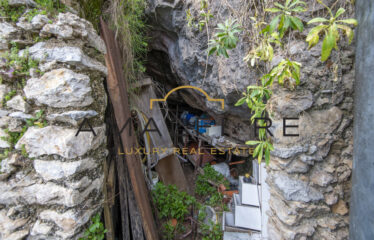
xmin=6 ymin=95 xmax=30 ymax=112
xmin=21 ymin=42 xmax=107 ymax=74
xmin=39 ymin=209 xmax=95 ymax=239
xmin=46 ymin=110 xmax=98 ymax=126
xmin=0 ymin=85 xmax=10 ymax=103
xmin=24 ymin=68 xmax=94 ymax=108
xmin=0 ymin=22 xmax=20 ymax=40
xmin=0 ymin=6 xmax=107 ymax=240
xmin=41 ymin=12 xmax=106 ymax=54
xmin=0 ymin=176 xmax=103 ymax=207
xmin=15 ymin=125 xmax=106 ymax=159
xmin=8 ymin=0 xmax=36 ymax=7
xmin=33 ymin=158 xmax=97 ymax=181
xmin=272 ymin=173 xmax=324 ymax=202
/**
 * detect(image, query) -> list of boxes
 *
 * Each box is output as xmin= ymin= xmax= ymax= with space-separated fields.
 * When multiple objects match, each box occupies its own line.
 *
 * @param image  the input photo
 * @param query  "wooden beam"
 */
xmin=100 ymin=19 xmax=159 ymax=240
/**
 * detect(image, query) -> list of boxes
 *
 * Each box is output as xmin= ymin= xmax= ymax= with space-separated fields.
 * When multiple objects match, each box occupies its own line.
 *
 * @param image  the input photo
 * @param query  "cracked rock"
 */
xmin=272 ymin=173 xmax=324 ymax=202
xmin=24 ymin=68 xmax=93 ymax=108
xmin=20 ymin=42 xmax=107 ymax=74
xmin=6 ymin=95 xmax=30 ymax=113
xmin=34 ymin=158 xmax=98 ymax=181
xmin=15 ymin=125 xmax=106 ymax=159
xmin=46 ymin=110 xmax=98 ymax=126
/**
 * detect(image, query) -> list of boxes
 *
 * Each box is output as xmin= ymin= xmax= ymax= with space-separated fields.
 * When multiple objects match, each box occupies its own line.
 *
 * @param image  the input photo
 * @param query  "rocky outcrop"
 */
xmin=0 ymin=3 xmax=107 ymax=239
xmin=146 ymin=0 xmax=354 ymax=239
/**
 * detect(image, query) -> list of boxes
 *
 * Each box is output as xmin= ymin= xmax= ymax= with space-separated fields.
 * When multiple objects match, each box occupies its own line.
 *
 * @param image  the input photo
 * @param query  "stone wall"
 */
xmin=0 ymin=2 xmax=107 ymax=239
xmin=145 ymin=0 xmax=355 ymax=239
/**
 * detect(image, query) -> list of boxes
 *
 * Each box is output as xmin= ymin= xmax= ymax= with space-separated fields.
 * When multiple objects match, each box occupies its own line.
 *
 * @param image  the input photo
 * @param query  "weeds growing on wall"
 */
xmin=0 ymin=0 xmax=65 ymax=22
xmin=78 ymin=0 xmax=104 ymax=31
xmin=79 ymin=213 xmax=107 ymax=240
xmin=107 ymin=0 xmax=148 ymax=83
xmin=153 ymin=168 xmax=228 ymax=240
xmin=188 ymin=0 xmax=357 ymax=164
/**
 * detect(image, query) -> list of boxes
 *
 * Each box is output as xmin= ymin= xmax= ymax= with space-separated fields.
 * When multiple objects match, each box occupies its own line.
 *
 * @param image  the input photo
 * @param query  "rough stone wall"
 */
xmin=146 ymin=0 xmax=355 ymax=239
xmin=0 ymin=2 xmax=107 ymax=239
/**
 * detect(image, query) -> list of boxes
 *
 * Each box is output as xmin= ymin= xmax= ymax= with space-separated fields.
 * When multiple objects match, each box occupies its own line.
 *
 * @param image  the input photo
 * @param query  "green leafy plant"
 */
xmin=208 ymin=19 xmax=242 ymax=58
xmin=162 ymin=222 xmax=176 ymax=240
xmin=1 ymin=44 xmax=40 ymax=78
xmin=244 ymin=29 xmax=281 ymax=66
xmin=3 ymin=90 xmax=17 ymax=104
xmin=108 ymin=0 xmax=148 ymax=82
xmin=2 ymin=129 xmax=23 ymax=150
xmin=197 ymin=0 xmax=213 ymax=32
xmin=186 ymin=0 xmax=213 ymax=31
xmin=152 ymin=182 xmax=196 ymax=221
xmin=266 ymin=0 xmax=307 ymax=38
xmin=79 ymin=213 xmax=107 ymax=240
xmin=195 ymin=165 xmax=229 ymax=197
xmin=21 ymin=144 xmax=28 ymax=158
xmin=25 ymin=110 xmax=47 ymax=128
xmin=78 ymin=0 xmax=104 ymax=31
xmin=200 ymin=221 xmax=223 ymax=240
xmin=0 ymin=149 xmax=9 ymax=162
xmin=235 ymin=85 xmax=272 ymax=124
xmin=0 ymin=0 xmax=25 ymax=22
xmin=306 ymin=1 xmax=358 ymax=61
xmin=25 ymin=8 xmax=48 ymax=22
xmin=246 ymin=140 xmax=274 ymax=165
xmin=262 ymin=59 xmax=301 ymax=89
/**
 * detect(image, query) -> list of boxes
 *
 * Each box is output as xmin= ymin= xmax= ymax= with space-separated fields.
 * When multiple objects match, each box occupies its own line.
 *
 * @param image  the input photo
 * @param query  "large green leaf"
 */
xmin=337 ymin=24 xmax=354 ymax=44
xmin=335 ymin=8 xmax=346 ymax=18
xmin=265 ymin=8 xmax=281 ymax=13
xmin=235 ymin=97 xmax=246 ymax=106
xmin=269 ymin=15 xmax=281 ymax=33
xmin=307 ymin=17 xmax=328 ymax=24
xmin=306 ymin=25 xmax=328 ymax=48
xmin=321 ymin=28 xmax=336 ymax=61
xmin=245 ymin=140 xmax=261 ymax=145
xmin=337 ymin=18 xmax=358 ymax=26
xmin=290 ymin=16 xmax=304 ymax=32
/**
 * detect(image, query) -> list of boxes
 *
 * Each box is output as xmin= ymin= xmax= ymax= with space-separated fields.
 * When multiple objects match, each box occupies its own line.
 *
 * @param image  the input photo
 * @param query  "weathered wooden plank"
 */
xmin=107 ymin=102 xmax=130 ymax=240
xmin=131 ymin=81 xmax=189 ymax=192
xmin=103 ymin=158 xmax=115 ymax=240
xmin=100 ymin=19 xmax=159 ymax=240
xmin=125 ymin=162 xmax=145 ymax=239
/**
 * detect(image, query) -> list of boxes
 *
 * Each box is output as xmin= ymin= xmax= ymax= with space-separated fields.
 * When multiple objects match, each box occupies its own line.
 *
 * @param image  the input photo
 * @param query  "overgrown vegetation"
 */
xmin=153 ymin=182 xmax=196 ymax=222
xmin=0 ymin=0 xmax=25 ymax=22
xmin=79 ymin=213 xmax=107 ymax=240
xmin=1 ymin=43 xmax=40 ymax=78
xmin=0 ymin=110 xmax=46 ymax=160
xmin=234 ymin=0 xmax=357 ymax=164
xmin=78 ymin=0 xmax=104 ymax=31
xmin=107 ymin=0 xmax=148 ymax=83
xmin=265 ymin=0 xmax=307 ymax=38
xmin=306 ymin=0 xmax=357 ymax=61
xmin=208 ymin=19 xmax=242 ymax=58
xmin=0 ymin=0 xmax=65 ymax=22
xmin=153 ymin=166 xmax=228 ymax=240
